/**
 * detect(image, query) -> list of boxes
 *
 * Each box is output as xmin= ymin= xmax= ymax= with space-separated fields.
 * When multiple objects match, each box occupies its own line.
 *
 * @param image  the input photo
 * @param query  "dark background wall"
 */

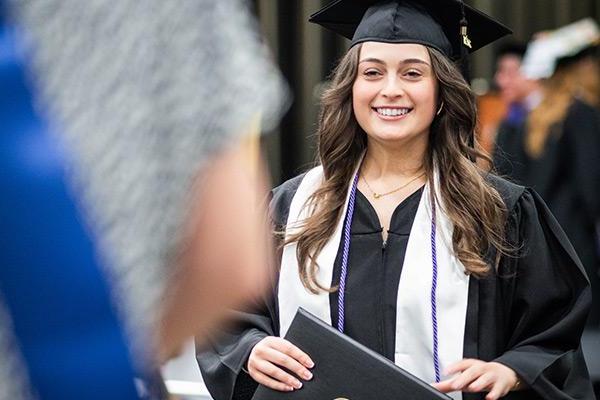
xmin=251 ymin=0 xmax=600 ymax=185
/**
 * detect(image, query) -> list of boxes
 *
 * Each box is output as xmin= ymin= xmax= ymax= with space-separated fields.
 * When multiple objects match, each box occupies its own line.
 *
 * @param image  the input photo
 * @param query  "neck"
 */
xmin=362 ymin=137 xmax=427 ymax=179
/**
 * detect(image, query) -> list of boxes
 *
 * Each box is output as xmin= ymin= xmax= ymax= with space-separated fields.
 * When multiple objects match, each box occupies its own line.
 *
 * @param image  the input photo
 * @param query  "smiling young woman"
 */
xmin=197 ymin=1 xmax=595 ymax=400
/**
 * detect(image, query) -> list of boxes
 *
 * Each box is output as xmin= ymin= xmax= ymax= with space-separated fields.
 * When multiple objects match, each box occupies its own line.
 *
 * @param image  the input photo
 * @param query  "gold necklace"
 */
xmin=362 ymin=171 xmax=425 ymax=199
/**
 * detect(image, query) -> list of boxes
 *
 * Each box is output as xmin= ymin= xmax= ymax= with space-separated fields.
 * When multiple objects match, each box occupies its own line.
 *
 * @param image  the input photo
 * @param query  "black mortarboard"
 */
xmin=309 ymin=0 xmax=511 ymax=61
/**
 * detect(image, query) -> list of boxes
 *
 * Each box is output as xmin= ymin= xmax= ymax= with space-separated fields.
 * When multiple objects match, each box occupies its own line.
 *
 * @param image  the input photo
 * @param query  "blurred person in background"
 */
xmin=494 ymin=19 xmax=600 ymax=328
xmin=478 ymin=42 xmax=542 ymax=163
xmin=494 ymin=42 xmax=543 ymax=131
xmin=0 ymin=0 xmax=287 ymax=399
xmin=475 ymin=42 xmax=535 ymax=163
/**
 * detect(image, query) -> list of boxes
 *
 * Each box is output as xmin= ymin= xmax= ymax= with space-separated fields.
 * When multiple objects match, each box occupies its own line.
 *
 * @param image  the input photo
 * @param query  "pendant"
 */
xmin=373 ymin=193 xmax=381 ymax=199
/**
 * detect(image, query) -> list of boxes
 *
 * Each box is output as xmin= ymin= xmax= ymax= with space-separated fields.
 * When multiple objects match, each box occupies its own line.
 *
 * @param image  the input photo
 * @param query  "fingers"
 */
xmin=443 ymin=358 xmax=479 ymax=375
xmin=433 ymin=359 xmax=519 ymax=398
xmin=253 ymin=359 xmax=303 ymax=390
xmin=467 ymin=372 xmax=494 ymax=393
xmin=251 ymin=368 xmax=295 ymax=392
xmin=484 ymin=362 xmax=518 ymax=399
xmin=248 ymin=337 xmax=314 ymax=392
xmin=433 ymin=359 xmax=483 ymax=393
xmin=262 ymin=346 xmax=313 ymax=381
xmin=448 ymin=361 xmax=485 ymax=391
xmin=485 ymin=382 xmax=509 ymax=400
xmin=432 ymin=379 xmax=455 ymax=393
xmin=274 ymin=337 xmax=314 ymax=369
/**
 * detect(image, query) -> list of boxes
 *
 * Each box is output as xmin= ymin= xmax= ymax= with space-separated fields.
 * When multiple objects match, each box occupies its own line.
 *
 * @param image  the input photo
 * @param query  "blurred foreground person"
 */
xmin=495 ymin=18 xmax=600 ymax=327
xmin=198 ymin=1 xmax=594 ymax=399
xmin=0 ymin=0 xmax=287 ymax=399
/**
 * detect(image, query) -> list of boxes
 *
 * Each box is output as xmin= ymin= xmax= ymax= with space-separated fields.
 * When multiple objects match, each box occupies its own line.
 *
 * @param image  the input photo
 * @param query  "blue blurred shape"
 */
xmin=0 ymin=7 xmax=140 ymax=400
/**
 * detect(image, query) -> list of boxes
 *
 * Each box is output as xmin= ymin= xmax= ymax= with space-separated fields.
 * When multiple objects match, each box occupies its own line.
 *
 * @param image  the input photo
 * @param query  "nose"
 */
xmin=380 ymin=74 xmax=405 ymax=99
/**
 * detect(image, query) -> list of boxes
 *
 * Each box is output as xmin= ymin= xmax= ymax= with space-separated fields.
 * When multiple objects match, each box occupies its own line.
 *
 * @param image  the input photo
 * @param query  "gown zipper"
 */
xmin=379 ymin=234 xmax=388 ymax=358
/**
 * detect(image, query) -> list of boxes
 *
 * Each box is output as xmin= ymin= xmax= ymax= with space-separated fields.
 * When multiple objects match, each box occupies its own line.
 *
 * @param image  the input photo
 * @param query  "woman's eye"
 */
xmin=404 ymin=70 xmax=422 ymax=79
xmin=364 ymin=70 xmax=381 ymax=77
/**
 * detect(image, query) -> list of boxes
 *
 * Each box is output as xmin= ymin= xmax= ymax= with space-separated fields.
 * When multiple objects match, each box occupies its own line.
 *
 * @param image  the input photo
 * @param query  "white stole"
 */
xmin=278 ymin=166 xmax=469 ymax=400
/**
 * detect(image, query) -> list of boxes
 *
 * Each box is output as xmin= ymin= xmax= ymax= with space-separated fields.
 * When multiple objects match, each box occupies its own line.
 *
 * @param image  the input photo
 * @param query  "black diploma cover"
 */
xmin=252 ymin=308 xmax=451 ymax=400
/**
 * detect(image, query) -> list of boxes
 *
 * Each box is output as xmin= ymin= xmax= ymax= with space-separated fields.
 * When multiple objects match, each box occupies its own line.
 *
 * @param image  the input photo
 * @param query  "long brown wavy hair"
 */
xmin=526 ymin=54 xmax=600 ymax=157
xmin=285 ymin=44 xmax=509 ymax=293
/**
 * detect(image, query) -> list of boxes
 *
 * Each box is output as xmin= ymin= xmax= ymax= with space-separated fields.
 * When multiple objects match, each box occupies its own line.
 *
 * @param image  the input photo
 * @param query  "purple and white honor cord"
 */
xmin=430 ymin=196 xmax=441 ymax=382
xmin=336 ymin=171 xmax=359 ymax=333
xmin=336 ymin=171 xmax=441 ymax=382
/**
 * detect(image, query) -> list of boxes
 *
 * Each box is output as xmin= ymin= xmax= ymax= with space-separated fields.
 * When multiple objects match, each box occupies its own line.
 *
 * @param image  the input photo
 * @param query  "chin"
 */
xmin=367 ymin=127 xmax=424 ymax=144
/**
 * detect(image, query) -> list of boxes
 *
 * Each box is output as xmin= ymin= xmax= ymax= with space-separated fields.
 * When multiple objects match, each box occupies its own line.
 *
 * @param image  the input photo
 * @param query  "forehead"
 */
xmin=358 ymin=42 xmax=431 ymax=64
xmin=497 ymin=54 xmax=522 ymax=66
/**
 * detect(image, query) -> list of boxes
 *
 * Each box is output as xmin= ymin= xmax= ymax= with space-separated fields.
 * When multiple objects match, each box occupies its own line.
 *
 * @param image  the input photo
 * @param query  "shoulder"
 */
xmin=561 ymin=99 xmax=600 ymax=145
xmin=484 ymin=173 xmax=545 ymax=230
xmin=563 ymin=98 xmax=600 ymax=129
xmin=502 ymin=185 xmax=588 ymax=280
xmin=270 ymin=165 xmax=324 ymax=204
xmin=569 ymin=97 xmax=600 ymax=116
xmin=270 ymin=173 xmax=306 ymax=208
xmin=269 ymin=168 xmax=319 ymax=227
xmin=484 ymin=172 xmax=526 ymax=212
xmin=490 ymin=174 xmax=581 ymax=266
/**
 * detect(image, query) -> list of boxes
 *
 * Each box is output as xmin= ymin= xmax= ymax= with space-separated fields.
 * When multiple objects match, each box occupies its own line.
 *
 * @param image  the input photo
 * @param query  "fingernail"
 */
xmin=303 ymin=371 xmax=313 ymax=380
xmin=307 ymin=360 xmax=315 ymax=368
xmin=287 ymin=386 xmax=294 ymax=392
xmin=294 ymin=381 xmax=303 ymax=389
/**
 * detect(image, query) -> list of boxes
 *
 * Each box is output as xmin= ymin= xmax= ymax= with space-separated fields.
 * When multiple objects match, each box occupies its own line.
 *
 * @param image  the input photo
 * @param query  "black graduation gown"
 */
xmin=196 ymin=173 xmax=594 ymax=400
xmin=494 ymin=98 xmax=600 ymax=327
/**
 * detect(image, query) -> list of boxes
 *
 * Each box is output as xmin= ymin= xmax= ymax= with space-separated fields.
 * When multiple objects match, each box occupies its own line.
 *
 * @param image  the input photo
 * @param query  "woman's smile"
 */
xmin=372 ymin=106 xmax=414 ymax=120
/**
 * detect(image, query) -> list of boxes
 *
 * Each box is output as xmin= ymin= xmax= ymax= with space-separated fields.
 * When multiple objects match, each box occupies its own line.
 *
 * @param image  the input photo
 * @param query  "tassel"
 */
xmin=459 ymin=0 xmax=474 ymax=151
xmin=458 ymin=0 xmax=471 ymax=83
xmin=459 ymin=1 xmax=472 ymax=50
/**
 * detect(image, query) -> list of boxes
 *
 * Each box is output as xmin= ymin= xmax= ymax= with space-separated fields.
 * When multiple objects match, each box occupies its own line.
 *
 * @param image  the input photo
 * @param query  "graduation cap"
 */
xmin=309 ymin=0 xmax=511 ymax=62
xmin=521 ymin=18 xmax=600 ymax=79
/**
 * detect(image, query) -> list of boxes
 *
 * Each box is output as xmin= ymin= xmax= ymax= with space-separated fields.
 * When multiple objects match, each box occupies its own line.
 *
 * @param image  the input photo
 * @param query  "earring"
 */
xmin=436 ymin=101 xmax=444 ymax=116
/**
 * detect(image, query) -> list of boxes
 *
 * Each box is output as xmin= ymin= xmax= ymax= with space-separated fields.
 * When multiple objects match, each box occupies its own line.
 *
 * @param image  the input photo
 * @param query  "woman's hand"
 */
xmin=432 ymin=359 xmax=521 ymax=400
xmin=247 ymin=336 xmax=314 ymax=392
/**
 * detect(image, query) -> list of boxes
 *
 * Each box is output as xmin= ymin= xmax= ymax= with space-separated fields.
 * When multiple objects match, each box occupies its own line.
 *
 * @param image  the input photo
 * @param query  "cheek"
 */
xmin=352 ymin=81 xmax=371 ymax=121
xmin=352 ymin=81 xmax=365 ymax=106
xmin=416 ymin=85 xmax=438 ymax=118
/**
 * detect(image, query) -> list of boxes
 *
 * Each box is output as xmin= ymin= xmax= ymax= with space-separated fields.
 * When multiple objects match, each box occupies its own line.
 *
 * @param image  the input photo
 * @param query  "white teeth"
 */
xmin=376 ymin=108 xmax=410 ymax=116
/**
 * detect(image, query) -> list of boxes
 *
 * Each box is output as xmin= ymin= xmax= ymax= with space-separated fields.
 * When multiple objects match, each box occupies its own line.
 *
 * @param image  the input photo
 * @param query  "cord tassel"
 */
xmin=458 ymin=0 xmax=473 ymax=149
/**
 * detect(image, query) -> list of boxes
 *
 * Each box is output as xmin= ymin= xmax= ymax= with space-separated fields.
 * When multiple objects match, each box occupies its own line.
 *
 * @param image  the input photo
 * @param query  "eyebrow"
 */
xmin=358 ymin=57 xmax=431 ymax=67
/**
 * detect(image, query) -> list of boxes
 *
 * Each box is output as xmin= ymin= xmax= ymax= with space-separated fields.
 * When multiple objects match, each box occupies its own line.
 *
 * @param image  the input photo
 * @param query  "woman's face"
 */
xmin=352 ymin=42 xmax=438 ymax=146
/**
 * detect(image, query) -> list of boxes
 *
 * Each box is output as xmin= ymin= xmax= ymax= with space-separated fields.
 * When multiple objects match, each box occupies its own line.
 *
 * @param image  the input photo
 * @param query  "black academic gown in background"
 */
xmin=196 ymin=173 xmax=594 ymax=400
xmin=494 ymin=98 xmax=600 ymax=327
